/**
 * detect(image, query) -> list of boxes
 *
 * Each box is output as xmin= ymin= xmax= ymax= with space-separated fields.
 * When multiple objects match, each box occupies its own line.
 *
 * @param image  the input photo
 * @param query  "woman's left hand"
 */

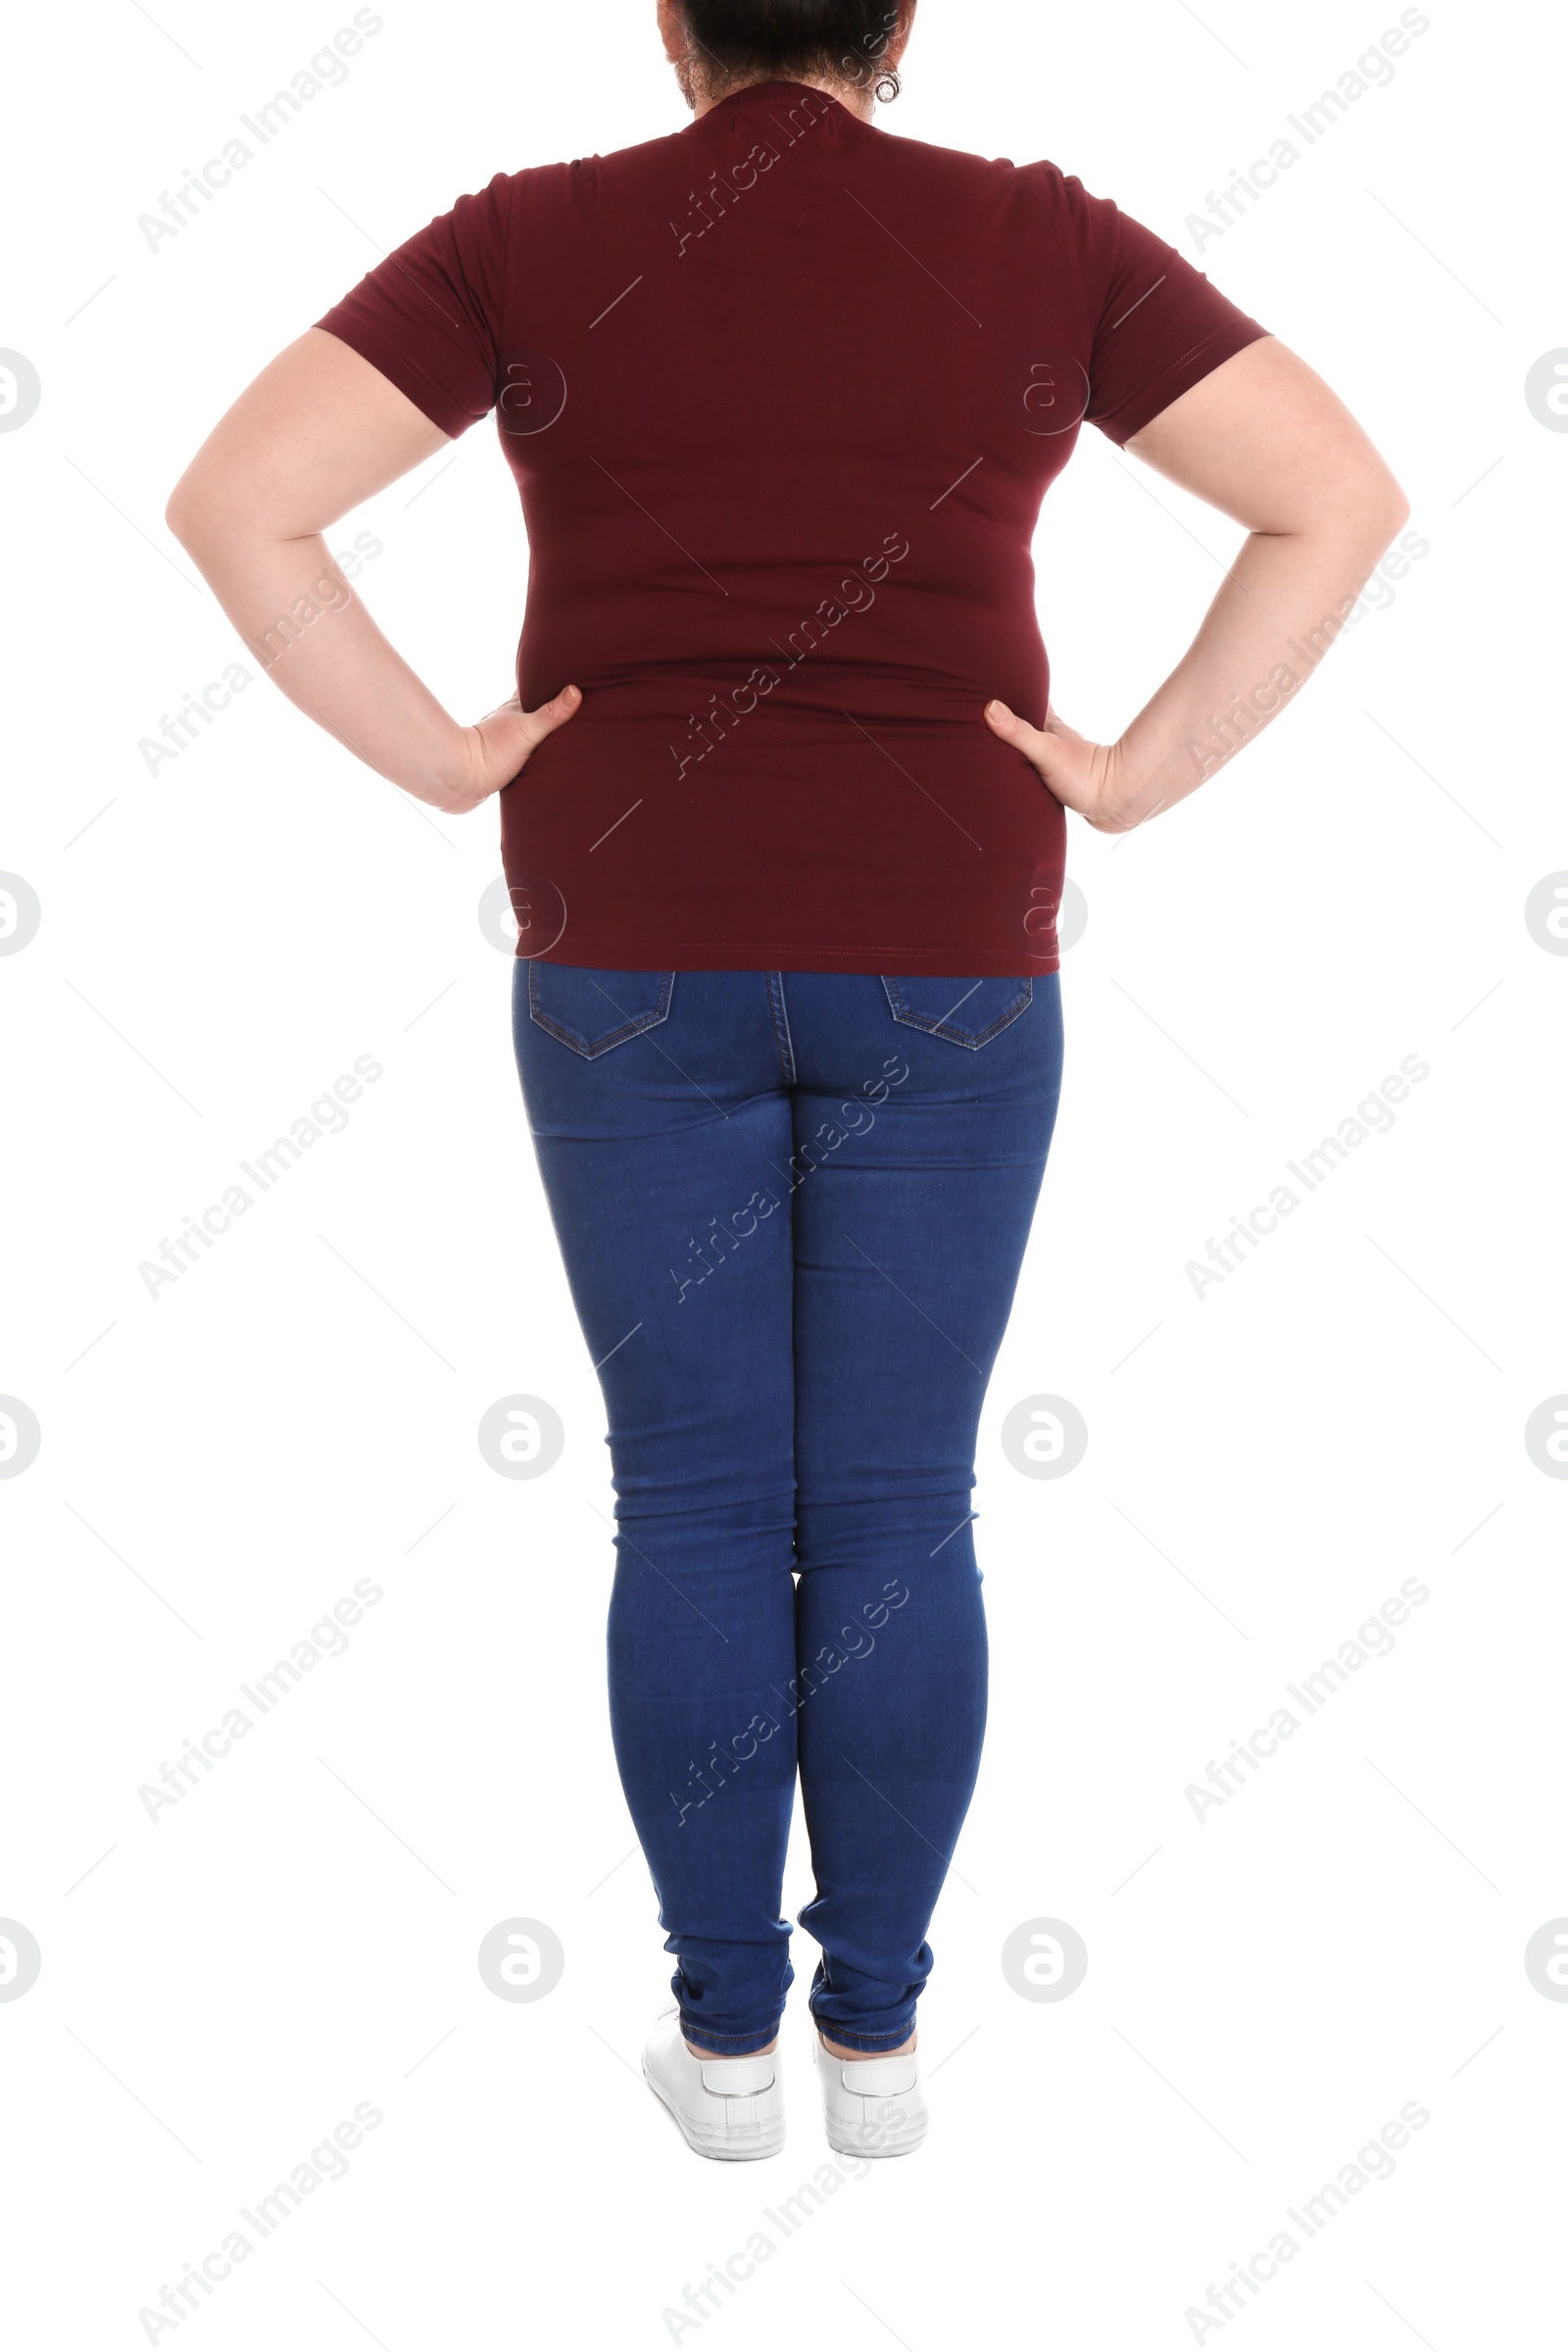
xmin=984 ymin=699 xmax=1137 ymax=833
xmin=441 ymin=682 xmax=583 ymax=815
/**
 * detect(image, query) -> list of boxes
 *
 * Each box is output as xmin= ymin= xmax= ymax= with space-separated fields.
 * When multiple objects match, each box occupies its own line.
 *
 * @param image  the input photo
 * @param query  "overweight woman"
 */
xmin=168 ymin=0 xmax=1408 ymax=2162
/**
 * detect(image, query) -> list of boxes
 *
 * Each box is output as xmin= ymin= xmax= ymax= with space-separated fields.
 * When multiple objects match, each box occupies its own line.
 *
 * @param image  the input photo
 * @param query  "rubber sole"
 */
xmin=822 ymin=2112 xmax=928 ymax=2159
xmin=642 ymin=2059 xmax=786 ymax=2162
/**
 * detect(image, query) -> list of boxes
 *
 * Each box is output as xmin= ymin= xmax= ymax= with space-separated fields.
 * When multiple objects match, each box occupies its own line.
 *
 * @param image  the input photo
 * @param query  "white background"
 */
xmin=3 ymin=0 xmax=1564 ymax=2344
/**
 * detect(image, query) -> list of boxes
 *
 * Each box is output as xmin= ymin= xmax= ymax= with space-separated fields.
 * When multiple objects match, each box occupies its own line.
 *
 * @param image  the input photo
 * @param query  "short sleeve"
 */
xmin=315 ymin=172 xmax=516 ymax=439
xmin=1064 ymin=177 xmax=1269 ymax=445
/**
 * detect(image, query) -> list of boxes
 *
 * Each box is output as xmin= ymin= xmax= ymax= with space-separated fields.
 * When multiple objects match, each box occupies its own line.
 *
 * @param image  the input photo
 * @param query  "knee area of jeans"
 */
xmin=611 ymin=1487 xmax=797 ymax=1532
xmin=794 ymin=1485 xmax=975 ymax=1523
xmin=794 ymin=1497 xmax=980 ymax=1572
xmin=609 ymin=1519 xmax=796 ymax=1580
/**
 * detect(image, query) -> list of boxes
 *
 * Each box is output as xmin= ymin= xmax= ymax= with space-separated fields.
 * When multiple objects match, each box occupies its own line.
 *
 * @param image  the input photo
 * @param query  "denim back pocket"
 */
xmin=527 ymin=964 xmax=676 ymax=1058
xmin=880 ymin=976 xmax=1034 ymax=1049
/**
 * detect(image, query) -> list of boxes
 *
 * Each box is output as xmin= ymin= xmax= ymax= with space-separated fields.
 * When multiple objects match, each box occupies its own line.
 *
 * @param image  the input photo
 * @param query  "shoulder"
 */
xmin=869 ymin=127 xmax=1081 ymax=195
xmin=868 ymin=130 xmax=1113 ymax=238
xmin=498 ymin=120 xmax=706 ymax=204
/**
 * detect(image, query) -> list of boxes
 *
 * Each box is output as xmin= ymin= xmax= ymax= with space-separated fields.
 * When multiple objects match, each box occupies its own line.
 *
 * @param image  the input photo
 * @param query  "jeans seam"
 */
xmin=763 ymin=971 xmax=797 ymax=1084
xmin=809 ymin=2022 xmax=916 ymax=2044
xmin=677 ymin=2020 xmax=783 ymax=2044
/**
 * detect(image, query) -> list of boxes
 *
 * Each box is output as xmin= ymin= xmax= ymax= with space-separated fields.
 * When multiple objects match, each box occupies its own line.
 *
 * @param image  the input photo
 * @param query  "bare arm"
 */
xmin=984 ymin=335 xmax=1410 ymax=829
xmin=165 ymin=328 xmax=578 ymax=813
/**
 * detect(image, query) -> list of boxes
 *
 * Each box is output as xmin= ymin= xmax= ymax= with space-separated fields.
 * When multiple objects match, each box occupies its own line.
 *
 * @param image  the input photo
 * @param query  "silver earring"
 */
xmin=875 ymin=70 xmax=901 ymax=101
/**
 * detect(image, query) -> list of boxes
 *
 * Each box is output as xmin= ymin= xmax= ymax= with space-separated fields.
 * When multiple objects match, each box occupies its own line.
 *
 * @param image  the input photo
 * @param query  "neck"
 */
xmin=691 ymin=73 xmax=876 ymax=122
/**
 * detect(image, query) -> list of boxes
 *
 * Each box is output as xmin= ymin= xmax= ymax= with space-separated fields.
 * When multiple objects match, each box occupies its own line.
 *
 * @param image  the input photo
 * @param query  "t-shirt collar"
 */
xmin=704 ymin=78 xmax=851 ymax=122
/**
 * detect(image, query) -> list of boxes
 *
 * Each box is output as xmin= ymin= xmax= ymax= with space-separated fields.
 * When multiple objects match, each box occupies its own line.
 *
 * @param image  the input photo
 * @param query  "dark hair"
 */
xmin=677 ymin=1 xmax=906 ymax=98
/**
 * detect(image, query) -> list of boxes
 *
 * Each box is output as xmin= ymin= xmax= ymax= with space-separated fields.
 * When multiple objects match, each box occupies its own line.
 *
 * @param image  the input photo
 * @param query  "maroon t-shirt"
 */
xmin=317 ymin=82 xmax=1266 ymax=973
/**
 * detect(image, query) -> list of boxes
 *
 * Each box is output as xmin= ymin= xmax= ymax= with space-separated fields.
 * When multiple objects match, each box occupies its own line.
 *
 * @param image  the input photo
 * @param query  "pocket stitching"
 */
xmin=880 ymin=975 xmax=1033 ymax=1050
xmin=528 ymin=966 xmax=676 ymax=1058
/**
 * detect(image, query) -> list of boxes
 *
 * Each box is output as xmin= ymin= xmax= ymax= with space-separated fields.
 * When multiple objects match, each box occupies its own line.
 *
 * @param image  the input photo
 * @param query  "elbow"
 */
xmin=1351 ymin=455 xmax=1411 ymax=550
xmin=166 ymin=466 xmax=301 ymax=564
xmin=1303 ymin=465 xmax=1410 ymax=565
xmin=165 ymin=471 xmax=202 ymax=553
xmin=165 ymin=462 xmax=240 ymax=558
xmin=1376 ymin=472 xmax=1412 ymax=542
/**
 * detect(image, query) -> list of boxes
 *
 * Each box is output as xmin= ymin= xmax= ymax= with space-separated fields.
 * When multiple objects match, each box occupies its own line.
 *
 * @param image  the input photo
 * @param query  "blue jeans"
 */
xmin=513 ymin=964 xmax=1063 ymax=2054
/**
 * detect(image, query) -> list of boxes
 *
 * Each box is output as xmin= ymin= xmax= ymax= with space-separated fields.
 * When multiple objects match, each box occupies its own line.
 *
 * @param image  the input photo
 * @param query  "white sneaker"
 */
xmin=642 ymin=2006 xmax=785 ymax=2162
xmin=812 ymin=2034 xmax=928 ymax=2157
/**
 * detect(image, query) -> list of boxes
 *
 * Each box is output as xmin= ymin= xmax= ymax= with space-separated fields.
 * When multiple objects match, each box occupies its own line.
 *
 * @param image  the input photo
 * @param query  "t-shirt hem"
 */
xmin=1093 ymin=318 xmax=1270 ymax=445
xmin=313 ymin=318 xmax=477 ymax=440
xmin=521 ymin=941 xmax=1061 ymax=977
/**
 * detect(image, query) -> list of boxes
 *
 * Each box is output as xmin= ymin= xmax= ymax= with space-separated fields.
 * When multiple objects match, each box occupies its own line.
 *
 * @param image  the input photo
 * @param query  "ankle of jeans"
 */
xmin=680 ymin=2016 xmax=783 ymax=2059
xmin=811 ymin=2015 xmax=917 ymax=2055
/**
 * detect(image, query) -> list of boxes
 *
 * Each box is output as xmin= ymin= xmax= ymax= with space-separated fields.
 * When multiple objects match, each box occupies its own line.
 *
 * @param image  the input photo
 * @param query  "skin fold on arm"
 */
xmin=984 ymin=333 xmax=1410 ymax=828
